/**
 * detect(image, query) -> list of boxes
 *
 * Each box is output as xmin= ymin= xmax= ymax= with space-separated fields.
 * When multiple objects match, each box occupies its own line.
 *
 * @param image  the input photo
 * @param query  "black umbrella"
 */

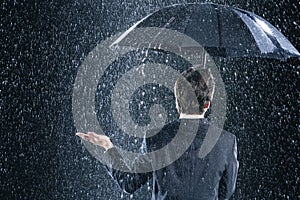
xmin=112 ymin=3 xmax=300 ymax=60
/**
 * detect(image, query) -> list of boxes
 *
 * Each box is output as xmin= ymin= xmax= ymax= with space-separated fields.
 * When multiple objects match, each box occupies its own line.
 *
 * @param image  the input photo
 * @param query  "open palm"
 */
xmin=76 ymin=132 xmax=114 ymax=150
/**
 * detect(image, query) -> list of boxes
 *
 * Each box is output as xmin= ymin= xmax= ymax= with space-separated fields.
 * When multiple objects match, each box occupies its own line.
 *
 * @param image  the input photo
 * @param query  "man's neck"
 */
xmin=179 ymin=113 xmax=205 ymax=119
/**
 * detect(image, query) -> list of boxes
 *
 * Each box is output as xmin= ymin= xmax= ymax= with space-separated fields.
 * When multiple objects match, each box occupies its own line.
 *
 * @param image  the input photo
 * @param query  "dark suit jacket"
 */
xmin=104 ymin=118 xmax=238 ymax=200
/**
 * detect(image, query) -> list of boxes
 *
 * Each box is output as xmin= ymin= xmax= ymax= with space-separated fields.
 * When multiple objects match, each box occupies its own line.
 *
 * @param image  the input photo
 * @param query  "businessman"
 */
xmin=77 ymin=67 xmax=239 ymax=199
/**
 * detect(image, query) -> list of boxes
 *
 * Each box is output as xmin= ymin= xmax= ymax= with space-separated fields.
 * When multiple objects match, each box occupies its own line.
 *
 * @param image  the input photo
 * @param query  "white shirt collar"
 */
xmin=179 ymin=113 xmax=205 ymax=119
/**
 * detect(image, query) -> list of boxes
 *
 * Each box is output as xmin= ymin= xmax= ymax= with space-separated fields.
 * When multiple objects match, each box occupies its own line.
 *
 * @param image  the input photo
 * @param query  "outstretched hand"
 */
xmin=76 ymin=132 xmax=114 ymax=151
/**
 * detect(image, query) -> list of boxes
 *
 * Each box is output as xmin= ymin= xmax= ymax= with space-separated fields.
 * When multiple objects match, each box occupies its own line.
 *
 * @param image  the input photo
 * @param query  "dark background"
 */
xmin=1 ymin=0 xmax=299 ymax=199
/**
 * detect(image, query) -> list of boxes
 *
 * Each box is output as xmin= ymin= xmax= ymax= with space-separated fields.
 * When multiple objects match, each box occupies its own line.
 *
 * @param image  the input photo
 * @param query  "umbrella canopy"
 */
xmin=112 ymin=3 xmax=300 ymax=60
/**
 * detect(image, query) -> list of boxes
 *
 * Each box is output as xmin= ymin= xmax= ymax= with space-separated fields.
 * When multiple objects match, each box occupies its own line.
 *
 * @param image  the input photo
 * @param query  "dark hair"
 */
xmin=174 ymin=67 xmax=215 ymax=114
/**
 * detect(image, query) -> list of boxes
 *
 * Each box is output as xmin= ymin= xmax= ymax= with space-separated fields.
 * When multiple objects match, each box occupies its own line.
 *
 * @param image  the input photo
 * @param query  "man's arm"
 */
xmin=76 ymin=132 xmax=152 ymax=194
xmin=104 ymin=147 xmax=152 ymax=194
xmin=218 ymin=136 xmax=239 ymax=200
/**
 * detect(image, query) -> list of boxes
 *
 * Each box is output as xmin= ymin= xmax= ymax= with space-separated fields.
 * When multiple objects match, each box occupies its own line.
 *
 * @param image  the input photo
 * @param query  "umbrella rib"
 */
xmin=236 ymin=9 xmax=286 ymax=58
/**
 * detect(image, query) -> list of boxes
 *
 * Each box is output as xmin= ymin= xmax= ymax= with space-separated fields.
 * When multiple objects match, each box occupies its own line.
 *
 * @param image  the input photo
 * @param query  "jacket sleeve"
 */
xmin=218 ymin=136 xmax=239 ymax=200
xmin=103 ymin=147 xmax=153 ymax=194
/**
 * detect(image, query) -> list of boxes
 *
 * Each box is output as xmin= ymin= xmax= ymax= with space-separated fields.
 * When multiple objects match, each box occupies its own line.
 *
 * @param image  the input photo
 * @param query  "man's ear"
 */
xmin=204 ymin=101 xmax=210 ymax=109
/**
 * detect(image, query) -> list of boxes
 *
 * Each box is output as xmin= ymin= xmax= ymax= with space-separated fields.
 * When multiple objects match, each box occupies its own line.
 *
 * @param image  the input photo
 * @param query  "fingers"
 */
xmin=87 ymin=132 xmax=97 ymax=137
xmin=76 ymin=132 xmax=110 ymax=148
xmin=76 ymin=132 xmax=91 ymax=142
xmin=76 ymin=132 xmax=85 ymax=137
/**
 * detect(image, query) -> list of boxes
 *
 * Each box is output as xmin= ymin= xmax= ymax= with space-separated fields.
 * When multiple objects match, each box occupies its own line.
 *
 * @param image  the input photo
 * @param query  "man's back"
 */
xmin=147 ymin=118 xmax=238 ymax=200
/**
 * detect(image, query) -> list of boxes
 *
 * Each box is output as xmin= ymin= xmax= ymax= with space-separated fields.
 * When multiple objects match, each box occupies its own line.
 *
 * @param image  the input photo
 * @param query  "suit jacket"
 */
xmin=104 ymin=118 xmax=238 ymax=200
